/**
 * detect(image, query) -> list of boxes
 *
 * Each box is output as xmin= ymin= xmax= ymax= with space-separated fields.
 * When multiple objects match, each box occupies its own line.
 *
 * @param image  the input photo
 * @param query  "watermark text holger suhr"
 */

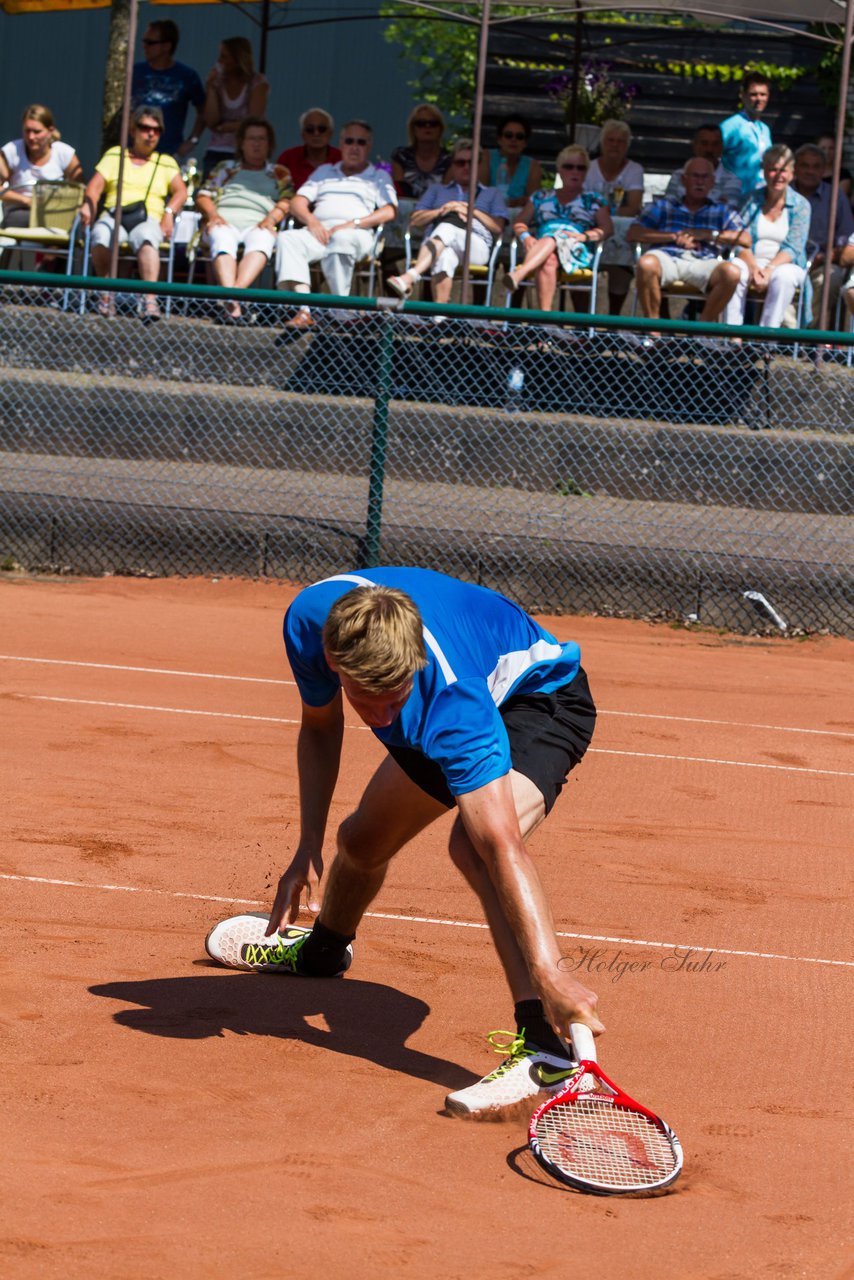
xmin=558 ymin=944 xmax=727 ymax=983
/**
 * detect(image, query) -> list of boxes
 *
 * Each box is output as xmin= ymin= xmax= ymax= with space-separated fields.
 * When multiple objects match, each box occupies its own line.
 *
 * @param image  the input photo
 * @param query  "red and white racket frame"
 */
xmin=528 ymin=1023 xmax=684 ymax=1195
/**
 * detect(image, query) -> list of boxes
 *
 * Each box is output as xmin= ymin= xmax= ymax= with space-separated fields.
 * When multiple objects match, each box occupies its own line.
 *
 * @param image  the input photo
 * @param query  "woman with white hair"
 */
xmin=723 ymin=143 xmax=810 ymax=329
xmin=583 ymin=118 xmax=644 ymax=313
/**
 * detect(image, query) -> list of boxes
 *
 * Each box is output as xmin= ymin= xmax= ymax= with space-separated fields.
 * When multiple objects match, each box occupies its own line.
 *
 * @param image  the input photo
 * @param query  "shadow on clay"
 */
xmin=89 ymin=972 xmax=473 ymax=1090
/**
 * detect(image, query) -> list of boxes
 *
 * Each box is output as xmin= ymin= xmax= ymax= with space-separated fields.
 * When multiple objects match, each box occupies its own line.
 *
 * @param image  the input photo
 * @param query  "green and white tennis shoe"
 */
xmin=445 ymin=1030 xmax=581 ymax=1117
xmin=204 ymin=913 xmax=352 ymax=976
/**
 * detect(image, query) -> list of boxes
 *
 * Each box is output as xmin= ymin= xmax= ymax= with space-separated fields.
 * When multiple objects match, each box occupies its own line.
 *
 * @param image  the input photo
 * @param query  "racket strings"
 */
xmin=534 ymin=1095 xmax=678 ymax=1189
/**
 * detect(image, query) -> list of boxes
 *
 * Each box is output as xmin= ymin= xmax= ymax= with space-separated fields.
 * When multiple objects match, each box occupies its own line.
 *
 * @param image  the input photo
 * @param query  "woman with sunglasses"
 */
xmin=505 ymin=145 xmax=611 ymax=309
xmin=276 ymin=108 xmax=341 ymax=191
xmin=0 ymin=103 xmax=82 ymax=233
xmin=478 ymin=115 xmax=542 ymax=210
xmin=391 ymin=105 xmax=451 ymax=199
xmin=81 ymin=106 xmax=187 ymax=322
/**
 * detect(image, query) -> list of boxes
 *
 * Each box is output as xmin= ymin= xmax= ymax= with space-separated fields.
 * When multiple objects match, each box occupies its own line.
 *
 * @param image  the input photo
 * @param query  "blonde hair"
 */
xmin=221 ymin=36 xmax=255 ymax=84
xmin=763 ymin=143 xmax=795 ymax=173
xmin=407 ymin=103 xmax=445 ymax=147
xmin=555 ymin=144 xmax=589 ymax=170
xmin=323 ymin=586 xmax=427 ymax=692
xmin=22 ymin=103 xmax=60 ymax=141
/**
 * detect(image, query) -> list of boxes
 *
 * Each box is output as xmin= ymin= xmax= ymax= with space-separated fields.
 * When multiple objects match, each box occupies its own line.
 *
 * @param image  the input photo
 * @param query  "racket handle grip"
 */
xmin=570 ymin=1023 xmax=597 ymax=1064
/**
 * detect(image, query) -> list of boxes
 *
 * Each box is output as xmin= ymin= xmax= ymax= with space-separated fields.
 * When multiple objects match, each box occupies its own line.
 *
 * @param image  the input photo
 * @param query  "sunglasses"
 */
xmin=137 ymin=124 xmax=162 ymax=134
xmin=560 ymin=162 xmax=587 ymax=171
xmin=414 ymin=119 xmax=440 ymax=128
xmin=453 ymin=158 xmax=473 ymax=166
xmin=342 ymin=136 xmax=369 ymax=146
xmin=502 ymin=131 xmax=526 ymax=141
xmin=303 ymin=124 xmax=329 ymax=135
xmin=142 ymin=38 xmax=166 ymax=46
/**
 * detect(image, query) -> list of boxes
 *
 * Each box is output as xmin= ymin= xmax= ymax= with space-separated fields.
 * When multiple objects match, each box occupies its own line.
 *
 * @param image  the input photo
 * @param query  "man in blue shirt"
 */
xmin=205 ymin=568 xmax=603 ymax=1117
xmin=132 ymin=20 xmax=205 ymax=159
xmin=386 ymin=139 xmax=508 ymax=303
xmin=720 ymin=73 xmax=773 ymax=199
xmin=628 ymin=158 xmax=749 ymax=325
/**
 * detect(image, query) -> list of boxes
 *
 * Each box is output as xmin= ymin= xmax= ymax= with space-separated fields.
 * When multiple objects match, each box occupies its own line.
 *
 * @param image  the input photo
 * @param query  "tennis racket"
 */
xmin=528 ymin=1024 xmax=683 ymax=1195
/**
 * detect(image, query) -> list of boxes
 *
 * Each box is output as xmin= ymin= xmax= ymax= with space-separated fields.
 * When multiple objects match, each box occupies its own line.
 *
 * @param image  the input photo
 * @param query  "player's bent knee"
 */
xmin=336 ymin=812 xmax=388 ymax=872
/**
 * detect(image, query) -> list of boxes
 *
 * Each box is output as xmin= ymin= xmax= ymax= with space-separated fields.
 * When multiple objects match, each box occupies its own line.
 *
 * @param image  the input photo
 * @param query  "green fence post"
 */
xmin=361 ymin=311 xmax=394 ymax=568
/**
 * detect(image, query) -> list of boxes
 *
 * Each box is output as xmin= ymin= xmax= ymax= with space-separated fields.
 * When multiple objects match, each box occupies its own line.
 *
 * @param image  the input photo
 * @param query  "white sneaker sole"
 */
xmin=204 ymin=913 xmax=309 ymax=971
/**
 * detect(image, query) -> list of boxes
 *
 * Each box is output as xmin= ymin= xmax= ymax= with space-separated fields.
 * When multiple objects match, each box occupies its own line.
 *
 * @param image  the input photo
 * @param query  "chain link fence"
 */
xmin=1 ymin=271 xmax=851 ymax=634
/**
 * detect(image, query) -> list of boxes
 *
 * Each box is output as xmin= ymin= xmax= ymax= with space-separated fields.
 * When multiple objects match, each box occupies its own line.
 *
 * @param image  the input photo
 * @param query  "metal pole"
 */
xmin=362 ymin=313 xmax=394 ymax=568
xmin=568 ymin=1 xmax=583 ymax=141
xmin=818 ymin=0 xmax=854 ymax=333
xmin=461 ymin=0 xmax=491 ymax=304
xmin=259 ymin=0 xmax=271 ymax=74
xmin=109 ymin=0 xmax=139 ymax=281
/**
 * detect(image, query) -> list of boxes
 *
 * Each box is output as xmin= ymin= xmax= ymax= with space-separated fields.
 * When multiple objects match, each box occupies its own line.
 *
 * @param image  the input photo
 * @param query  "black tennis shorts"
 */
xmin=386 ymin=666 xmax=596 ymax=814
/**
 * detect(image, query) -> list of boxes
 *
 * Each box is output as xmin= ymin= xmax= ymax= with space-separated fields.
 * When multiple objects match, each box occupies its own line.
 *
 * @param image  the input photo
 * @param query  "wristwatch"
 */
xmin=354 ymin=217 xmax=362 ymax=228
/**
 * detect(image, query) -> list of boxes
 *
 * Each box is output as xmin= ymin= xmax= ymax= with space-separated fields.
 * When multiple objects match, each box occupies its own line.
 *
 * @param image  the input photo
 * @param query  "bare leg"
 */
xmin=431 ymin=271 xmax=454 ymax=305
xmin=535 ymin=252 xmax=558 ymax=311
xmin=317 ymin=754 xmax=449 ymax=937
xmin=699 ymin=261 xmax=741 ymax=323
xmin=508 ymin=236 xmax=558 ymax=289
xmin=447 ymin=770 xmax=547 ymax=1003
xmin=137 ymin=241 xmax=161 ymax=316
xmin=635 ymin=252 xmax=663 ymax=320
xmin=393 ymin=236 xmax=445 ymax=292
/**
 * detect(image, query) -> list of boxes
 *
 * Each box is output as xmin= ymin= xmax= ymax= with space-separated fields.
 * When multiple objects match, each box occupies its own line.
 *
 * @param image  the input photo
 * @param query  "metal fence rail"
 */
xmin=1 ymin=271 xmax=852 ymax=635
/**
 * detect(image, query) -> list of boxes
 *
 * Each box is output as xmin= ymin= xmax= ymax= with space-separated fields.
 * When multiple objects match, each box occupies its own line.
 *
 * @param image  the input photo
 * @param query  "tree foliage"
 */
xmin=381 ymin=5 xmax=481 ymax=127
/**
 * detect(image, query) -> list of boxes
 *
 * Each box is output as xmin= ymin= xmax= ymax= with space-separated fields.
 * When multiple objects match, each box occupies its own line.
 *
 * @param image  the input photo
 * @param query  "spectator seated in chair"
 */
xmin=386 ymin=138 xmax=508 ymax=304
xmin=582 ymin=118 xmax=644 ymax=314
xmin=627 ymin=157 xmax=748 ymax=330
xmin=478 ymin=114 xmax=542 ymax=211
xmin=1 ymin=102 xmax=82 ymax=233
xmin=390 ymin=104 xmax=451 ymax=199
xmin=277 ymin=108 xmax=341 ymax=192
xmin=276 ymin=119 xmax=396 ymax=331
xmin=721 ymin=144 xmax=811 ymax=331
xmin=80 ymin=105 xmax=187 ymax=323
xmin=505 ymin=144 xmax=612 ymax=310
xmin=791 ymin=143 xmax=854 ymax=326
xmin=838 ymin=232 xmax=854 ymax=320
xmin=194 ymin=117 xmax=292 ymax=324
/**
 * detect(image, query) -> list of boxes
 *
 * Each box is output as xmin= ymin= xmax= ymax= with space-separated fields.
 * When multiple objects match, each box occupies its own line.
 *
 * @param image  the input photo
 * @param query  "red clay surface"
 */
xmin=1 ymin=574 xmax=852 ymax=1280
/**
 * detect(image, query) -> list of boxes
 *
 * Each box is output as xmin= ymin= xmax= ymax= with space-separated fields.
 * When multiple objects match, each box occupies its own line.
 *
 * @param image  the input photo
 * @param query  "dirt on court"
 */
xmin=1 ymin=574 xmax=851 ymax=1280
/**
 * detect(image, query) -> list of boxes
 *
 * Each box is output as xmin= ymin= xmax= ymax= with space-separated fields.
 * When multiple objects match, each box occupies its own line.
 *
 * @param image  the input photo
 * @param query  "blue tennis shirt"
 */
xmin=283 ymin=568 xmax=581 ymax=797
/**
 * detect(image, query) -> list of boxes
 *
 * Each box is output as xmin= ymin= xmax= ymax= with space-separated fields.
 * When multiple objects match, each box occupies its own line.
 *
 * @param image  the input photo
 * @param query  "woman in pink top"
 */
xmin=202 ymin=37 xmax=269 ymax=178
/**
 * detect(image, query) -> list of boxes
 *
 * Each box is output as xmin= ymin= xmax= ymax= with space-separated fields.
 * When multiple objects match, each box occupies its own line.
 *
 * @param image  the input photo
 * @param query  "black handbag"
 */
xmin=108 ymin=154 xmax=161 ymax=231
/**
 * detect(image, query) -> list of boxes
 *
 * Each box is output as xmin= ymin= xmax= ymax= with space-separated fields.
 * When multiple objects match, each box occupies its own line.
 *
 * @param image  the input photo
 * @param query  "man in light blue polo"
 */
xmin=386 ymin=138 xmax=509 ymax=303
xmin=720 ymin=72 xmax=773 ymax=200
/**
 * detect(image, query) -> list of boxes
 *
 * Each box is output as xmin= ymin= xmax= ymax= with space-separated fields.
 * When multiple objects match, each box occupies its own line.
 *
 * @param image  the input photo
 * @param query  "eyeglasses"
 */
xmin=303 ymin=124 xmax=330 ymax=135
xmin=414 ymin=119 xmax=440 ymax=128
xmin=453 ymin=158 xmax=473 ymax=166
xmin=142 ymin=38 xmax=166 ymax=46
xmin=342 ymin=136 xmax=370 ymax=146
xmin=137 ymin=123 xmax=162 ymax=134
xmin=502 ymin=131 xmax=526 ymax=141
xmin=560 ymin=163 xmax=587 ymax=171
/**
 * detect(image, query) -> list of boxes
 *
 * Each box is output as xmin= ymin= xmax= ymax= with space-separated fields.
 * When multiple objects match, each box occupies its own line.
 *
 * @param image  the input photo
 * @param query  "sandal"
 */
xmin=139 ymin=297 xmax=162 ymax=325
xmin=97 ymin=293 xmax=116 ymax=318
xmin=387 ymin=274 xmax=414 ymax=299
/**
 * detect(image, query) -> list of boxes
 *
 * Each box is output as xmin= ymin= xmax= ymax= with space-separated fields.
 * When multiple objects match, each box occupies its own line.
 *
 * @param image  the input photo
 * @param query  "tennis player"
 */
xmin=208 ymin=568 xmax=603 ymax=1115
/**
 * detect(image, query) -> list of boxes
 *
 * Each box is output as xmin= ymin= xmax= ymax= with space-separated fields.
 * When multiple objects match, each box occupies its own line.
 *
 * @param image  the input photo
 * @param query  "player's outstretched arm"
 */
xmin=455 ymin=776 xmax=605 ymax=1040
xmin=266 ymin=694 xmax=344 ymax=934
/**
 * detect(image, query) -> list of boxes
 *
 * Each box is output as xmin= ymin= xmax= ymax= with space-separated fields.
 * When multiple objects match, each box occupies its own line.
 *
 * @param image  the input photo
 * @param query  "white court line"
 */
xmin=14 ymin=695 xmax=854 ymax=778
xmin=2 ymin=654 xmax=850 ymax=741
xmin=0 ymin=654 xmax=294 ymax=687
xmin=1 ymin=871 xmax=851 ymax=969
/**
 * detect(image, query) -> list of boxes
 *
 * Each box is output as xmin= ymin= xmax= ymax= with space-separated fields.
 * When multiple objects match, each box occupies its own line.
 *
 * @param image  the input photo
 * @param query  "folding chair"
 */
xmin=0 ymin=179 xmax=86 ymax=304
xmin=505 ymin=237 xmax=603 ymax=319
xmin=78 ymin=213 xmax=186 ymax=317
xmin=630 ymin=241 xmax=726 ymax=318
xmin=403 ymin=224 xmax=501 ymax=304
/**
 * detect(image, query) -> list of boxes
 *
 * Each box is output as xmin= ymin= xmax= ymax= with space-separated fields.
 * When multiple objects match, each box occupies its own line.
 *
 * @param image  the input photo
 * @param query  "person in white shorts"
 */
xmin=275 ymin=119 xmax=396 ymax=331
xmin=194 ymin=117 xmax=292 ymax=324
xmin=627 ymin=157 xmax=748 ymax=330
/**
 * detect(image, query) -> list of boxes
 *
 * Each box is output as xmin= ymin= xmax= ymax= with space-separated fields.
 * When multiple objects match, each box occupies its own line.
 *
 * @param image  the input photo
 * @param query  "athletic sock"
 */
xmin=514 ymin=999 xmax=570 ymax=1060
xmin=297 ymin=919 xmax=355 ymax=977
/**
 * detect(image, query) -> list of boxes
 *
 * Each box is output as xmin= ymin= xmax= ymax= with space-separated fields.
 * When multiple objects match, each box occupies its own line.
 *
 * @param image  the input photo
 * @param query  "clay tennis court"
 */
xmin=2 ymin=573 xmax=851 ymax=1279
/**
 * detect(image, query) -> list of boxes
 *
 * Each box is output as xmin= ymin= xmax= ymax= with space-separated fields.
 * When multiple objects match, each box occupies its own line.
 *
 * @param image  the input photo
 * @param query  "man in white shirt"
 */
xmin=665 ymin=124 xmax=743 ymax=209
xmin=275 ymin=119 xmax=397 ymax=330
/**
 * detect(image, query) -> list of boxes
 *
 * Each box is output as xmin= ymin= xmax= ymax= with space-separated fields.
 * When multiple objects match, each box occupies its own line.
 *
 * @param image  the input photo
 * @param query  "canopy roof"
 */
xmin=400 ymin=0 xmax=849 ymax=44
